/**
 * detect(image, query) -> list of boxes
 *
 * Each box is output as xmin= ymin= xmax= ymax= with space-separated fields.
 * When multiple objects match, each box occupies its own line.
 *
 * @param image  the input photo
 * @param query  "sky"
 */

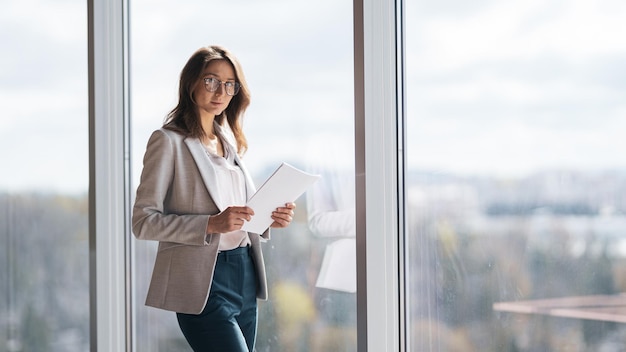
xmin=1 ymin=0 xmax=625 ymax=193
xmin=0 ymin=0 xmax=88 ymax=194
xmin=406 ymin=0 xmax=626 ymax=177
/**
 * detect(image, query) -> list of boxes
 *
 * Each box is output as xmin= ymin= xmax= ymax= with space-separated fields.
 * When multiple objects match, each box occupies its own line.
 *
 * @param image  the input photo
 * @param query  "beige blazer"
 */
xmin=132 ymin=128 xmax=270 ymax=314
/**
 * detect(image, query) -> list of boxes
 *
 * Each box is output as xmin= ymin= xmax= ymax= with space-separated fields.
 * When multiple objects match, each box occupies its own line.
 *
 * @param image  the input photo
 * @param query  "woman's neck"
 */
xmin=199 ymin=113 xmax=224 ymax=156
xmin=200 ymin=113 xmax=216 ymax=138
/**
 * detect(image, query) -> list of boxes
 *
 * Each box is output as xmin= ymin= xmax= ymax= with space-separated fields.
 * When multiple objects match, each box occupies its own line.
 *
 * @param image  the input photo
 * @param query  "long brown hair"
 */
xmin=163 ymin=45 xmax=251 ymax=154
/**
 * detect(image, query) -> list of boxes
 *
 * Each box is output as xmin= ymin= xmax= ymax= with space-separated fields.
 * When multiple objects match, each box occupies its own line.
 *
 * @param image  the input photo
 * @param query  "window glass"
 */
xmin=130 ymin=1 xmax=355 ymax=350
xmin=0 ymin=1 xmax=89 ymax=351
xmin=406 ymin=0 xmax=626 ymax=350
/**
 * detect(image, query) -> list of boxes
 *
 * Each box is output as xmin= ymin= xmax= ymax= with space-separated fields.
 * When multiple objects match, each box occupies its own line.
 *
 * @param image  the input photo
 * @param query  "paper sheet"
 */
xmin=315 ymin=238 xmax=356 ymax=293
xmin=242 ymin=162 xmax=320 ymax=234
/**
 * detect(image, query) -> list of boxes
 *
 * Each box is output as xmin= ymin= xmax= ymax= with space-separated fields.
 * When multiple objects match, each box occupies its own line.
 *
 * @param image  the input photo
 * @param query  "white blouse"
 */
xmin=204 ymin=126 xmax=250 ymax=251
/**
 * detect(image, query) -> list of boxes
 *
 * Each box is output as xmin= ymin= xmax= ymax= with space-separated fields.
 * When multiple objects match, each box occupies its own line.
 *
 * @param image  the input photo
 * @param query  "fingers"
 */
xmin=212 ymin=204 xmax=296 ymax=232
xmin=225 ymin=206 xmax=254 ymax=224
xmin=275 ymin=202 xmax=296 ymax=214
xmin=230 ymin=205 xmax=255 ymax=217
xmin=273 ymin=203 xmax=295 ymax=219
xmin=270 ymin=203 xmax=296 ymax=228
xmin=209 ymin=206 xmax=255 ymax=233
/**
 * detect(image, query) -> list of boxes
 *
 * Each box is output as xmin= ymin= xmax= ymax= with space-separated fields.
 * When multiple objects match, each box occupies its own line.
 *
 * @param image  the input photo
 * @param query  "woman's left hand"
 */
xmin=270 ymin=202 xmax=296 ymax=228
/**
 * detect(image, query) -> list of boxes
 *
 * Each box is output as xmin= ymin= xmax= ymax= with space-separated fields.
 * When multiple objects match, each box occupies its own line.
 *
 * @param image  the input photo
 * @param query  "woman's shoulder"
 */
xmin=158 ymin=126 xmax=184 ymax=136
xmin=150 ymin=127 xmax=187 ymax=141
xmin=143 ymin=128 xmax=189 ymax=153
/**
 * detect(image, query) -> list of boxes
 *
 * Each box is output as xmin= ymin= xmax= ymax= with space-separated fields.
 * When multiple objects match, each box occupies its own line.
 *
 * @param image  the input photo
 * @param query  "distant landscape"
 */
xmin=2 ymin=168 xmax=626 ymax=351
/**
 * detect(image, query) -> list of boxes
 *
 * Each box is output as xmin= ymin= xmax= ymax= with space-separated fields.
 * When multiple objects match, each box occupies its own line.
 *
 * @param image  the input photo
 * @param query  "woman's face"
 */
xmin=193 ymin=59 xmax=237 ymax=118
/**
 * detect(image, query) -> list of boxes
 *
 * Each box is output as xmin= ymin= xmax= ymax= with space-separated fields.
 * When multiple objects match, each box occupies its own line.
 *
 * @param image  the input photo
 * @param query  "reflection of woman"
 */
xmin=307 ymin=167 xmax=356 ymax=239
xmin=132 ymin=45 xmax=295 ymax=352
xmin=306 ymin=163 xmax=357 ymax=329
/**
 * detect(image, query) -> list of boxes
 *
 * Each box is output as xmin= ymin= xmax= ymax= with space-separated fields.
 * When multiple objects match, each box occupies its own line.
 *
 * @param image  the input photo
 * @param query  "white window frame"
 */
xmin=89 ymin=0 xmax=405 ymax=350
xmin=88 ymin=0 xmax=132 ymax=351
xmin=354 ymin=0 xmax=405 ymax=351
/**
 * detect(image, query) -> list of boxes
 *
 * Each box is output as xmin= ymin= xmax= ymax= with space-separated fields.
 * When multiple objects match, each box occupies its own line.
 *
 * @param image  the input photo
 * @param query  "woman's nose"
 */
xmin=214 ymin=83 xmax=226 ymax=95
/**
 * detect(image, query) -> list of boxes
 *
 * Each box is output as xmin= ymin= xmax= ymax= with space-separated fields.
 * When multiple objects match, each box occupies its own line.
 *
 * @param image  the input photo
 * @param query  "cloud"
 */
xmin=406 ymin=0 xmax=626 ymax=176
xmin=129 ymin=0 xmax=354 ymax=185
xmin=3 ymin=0 xmax=625 ymax=192
xmin=0 ymin=0 xmax=88 ymax=193
xmin=408 ymin=0 xmax=626 ymax=73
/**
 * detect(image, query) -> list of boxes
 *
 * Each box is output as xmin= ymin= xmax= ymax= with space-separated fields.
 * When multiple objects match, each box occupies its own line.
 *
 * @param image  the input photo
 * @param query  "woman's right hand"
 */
xmin=206 ymin=206 xmax=255 ymax=234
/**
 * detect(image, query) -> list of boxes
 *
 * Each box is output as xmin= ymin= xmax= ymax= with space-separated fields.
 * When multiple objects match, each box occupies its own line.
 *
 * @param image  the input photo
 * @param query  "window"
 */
xmin=0 ymin=0 xmax=89 ymax=351
xmin=406 ymin=0 xmax=626 ymax=350
xmin=130 ymin=1 xmax=356 ymax=350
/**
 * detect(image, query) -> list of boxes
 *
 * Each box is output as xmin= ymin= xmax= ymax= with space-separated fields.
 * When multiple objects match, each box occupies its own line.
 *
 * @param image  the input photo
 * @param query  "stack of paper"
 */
xmin=242 ymin=162 xmax=320 ymax=234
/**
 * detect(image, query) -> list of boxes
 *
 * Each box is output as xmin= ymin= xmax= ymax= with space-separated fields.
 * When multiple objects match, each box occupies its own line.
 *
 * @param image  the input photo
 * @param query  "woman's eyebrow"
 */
xmin=203 ymin=72 xmax=237 ymax=81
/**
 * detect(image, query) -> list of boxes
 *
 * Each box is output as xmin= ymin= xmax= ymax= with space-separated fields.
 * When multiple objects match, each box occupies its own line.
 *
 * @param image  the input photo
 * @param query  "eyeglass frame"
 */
xmin=203 ymin=77 xmax=241 ymax=96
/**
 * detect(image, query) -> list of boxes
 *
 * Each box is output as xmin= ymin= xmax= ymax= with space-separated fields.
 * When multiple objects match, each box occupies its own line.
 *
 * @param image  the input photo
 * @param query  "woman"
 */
xmin=132 ymin=45 xmax=296 ymax=352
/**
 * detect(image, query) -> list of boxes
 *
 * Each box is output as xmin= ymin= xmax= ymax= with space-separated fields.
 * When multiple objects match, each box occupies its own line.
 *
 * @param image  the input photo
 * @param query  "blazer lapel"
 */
xmin=183 ymin=137 xmax=226 ymax=210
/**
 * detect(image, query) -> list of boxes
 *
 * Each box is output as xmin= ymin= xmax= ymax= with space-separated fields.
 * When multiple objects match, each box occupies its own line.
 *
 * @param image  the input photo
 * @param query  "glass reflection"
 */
xmin=406 ymin=0 xmax=626 ymax=350
xmin=0 ymin=0 xmax=89 ymax=351
xmin=130 ymin=0 xmax=355 ymax=350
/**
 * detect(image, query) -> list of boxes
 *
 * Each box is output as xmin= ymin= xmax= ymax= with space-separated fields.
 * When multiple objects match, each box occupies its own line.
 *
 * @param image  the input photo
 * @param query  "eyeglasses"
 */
xmin=203 ymin=77 xmax=241 ymax=96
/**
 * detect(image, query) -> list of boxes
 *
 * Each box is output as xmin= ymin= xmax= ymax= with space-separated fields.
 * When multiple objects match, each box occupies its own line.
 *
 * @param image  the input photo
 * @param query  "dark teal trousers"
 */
xmin=177 ymin=246 xmax=258 ymax=352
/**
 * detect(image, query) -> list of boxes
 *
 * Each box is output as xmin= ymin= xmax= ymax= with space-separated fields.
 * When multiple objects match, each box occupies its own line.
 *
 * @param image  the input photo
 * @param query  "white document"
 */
xmin=242 ymin=162 xmax=320 ymax=234
xmin=315 ymin=238 xmax=356 ymax=293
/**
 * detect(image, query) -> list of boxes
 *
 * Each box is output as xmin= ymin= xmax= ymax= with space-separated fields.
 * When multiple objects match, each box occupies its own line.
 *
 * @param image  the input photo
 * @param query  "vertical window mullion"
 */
xmin=88 ymin=0 xmax=131 ymax=350
xmin=355 ymin=0 xmax=403 ymax=350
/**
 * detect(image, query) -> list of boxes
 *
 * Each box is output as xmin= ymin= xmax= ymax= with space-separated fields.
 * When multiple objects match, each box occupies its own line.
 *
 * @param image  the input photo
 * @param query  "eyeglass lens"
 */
xmin=204 ymin=78 xmax=240 ymax=96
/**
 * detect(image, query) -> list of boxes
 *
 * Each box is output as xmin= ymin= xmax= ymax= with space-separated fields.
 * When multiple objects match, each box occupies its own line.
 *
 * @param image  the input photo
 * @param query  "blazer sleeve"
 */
xmin=132 ymin=129 xmax=209 ymax=246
